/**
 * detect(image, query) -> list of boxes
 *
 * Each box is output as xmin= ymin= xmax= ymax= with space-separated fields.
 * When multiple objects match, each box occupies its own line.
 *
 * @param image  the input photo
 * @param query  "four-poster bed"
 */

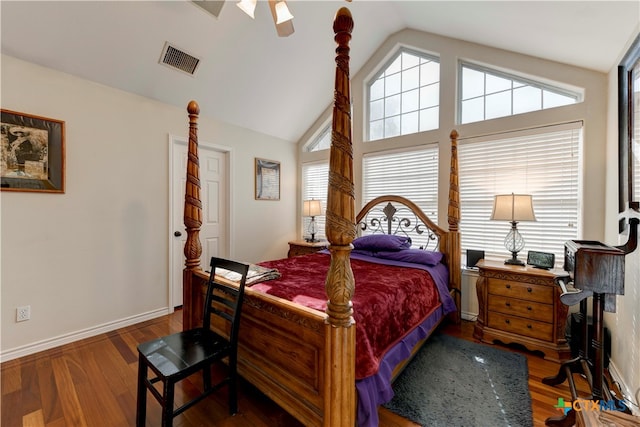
xmin=181 ymin=7 xmax=461 ymax=426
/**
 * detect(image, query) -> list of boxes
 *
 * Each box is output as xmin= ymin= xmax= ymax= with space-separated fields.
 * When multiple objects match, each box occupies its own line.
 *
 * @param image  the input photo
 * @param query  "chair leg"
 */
xmin=161 ymin=380 xmax=175 ymax=427
xmin=203 ymin=365 xmax=211 ymax=392
xmin=136 ymin=356 xmax=148 ymax=427
xmin=228 ymin=360 xmax=238 ymax=415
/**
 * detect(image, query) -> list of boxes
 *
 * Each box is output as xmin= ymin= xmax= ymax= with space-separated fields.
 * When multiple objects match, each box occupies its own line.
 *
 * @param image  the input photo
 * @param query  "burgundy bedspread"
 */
xmin=253 ymin=252 xmax=442 ymax=379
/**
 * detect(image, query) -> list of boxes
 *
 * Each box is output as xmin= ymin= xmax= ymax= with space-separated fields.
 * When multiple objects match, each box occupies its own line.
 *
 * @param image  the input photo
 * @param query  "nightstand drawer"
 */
xmin=488 ymin=295 xmax=553 ymax=323
xmin=488 ymin=278 xmax=552 ymax=303
xmin=488 ymin=312 xmax=553 ymax=341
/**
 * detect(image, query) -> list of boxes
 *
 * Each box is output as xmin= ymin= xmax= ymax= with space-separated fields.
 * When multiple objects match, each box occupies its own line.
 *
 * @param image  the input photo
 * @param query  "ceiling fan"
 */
xmin=192 ymin=0 xmax=295 ymax=37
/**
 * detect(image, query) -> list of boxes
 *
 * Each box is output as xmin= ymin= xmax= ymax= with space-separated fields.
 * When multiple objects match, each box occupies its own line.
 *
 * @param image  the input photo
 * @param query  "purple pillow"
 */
xmin=374 ymin=249 xmax=443 ymax=266
xmin=352 ymin=234 xmax=411 ymax=251
xmin=351 ymin=248 xmax=376 ymax=257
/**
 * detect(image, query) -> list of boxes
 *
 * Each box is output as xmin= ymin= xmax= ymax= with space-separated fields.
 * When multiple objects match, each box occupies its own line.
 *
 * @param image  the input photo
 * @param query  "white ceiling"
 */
xmin=1 ymin=1 xmax=639 ymax=142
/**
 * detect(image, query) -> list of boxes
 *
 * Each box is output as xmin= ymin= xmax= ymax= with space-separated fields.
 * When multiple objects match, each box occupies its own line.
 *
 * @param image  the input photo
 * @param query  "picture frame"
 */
xmin=1 ymin=109 xmax=65 ymax=193
xmin=255 ymin=158 xmax=280 ymax=200
xmin=618 ymin=33 xmax=640 ymax=232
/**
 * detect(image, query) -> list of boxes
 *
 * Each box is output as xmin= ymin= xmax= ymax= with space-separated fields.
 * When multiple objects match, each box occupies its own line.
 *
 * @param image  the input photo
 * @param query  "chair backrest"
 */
xmin=203 ymin=257 xmax=250 ymax=346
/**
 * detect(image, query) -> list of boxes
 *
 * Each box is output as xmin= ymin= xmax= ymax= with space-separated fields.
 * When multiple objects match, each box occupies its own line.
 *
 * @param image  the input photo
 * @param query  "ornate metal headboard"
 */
xmin=355 ymin=196 xmax=446 ymax=252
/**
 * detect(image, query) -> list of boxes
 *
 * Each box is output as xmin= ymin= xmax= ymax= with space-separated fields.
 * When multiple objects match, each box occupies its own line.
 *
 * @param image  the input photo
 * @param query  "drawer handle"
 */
xmin=527 ymin=324 xmax=532 ymax=329
xmin=505 ymin=319 xmax=510 ymax=324
xmin=505 ymin=302 xmax=511 ymax=307
xmin=505 ymin=284 xmax=511 ymax=289
xmin=527 ymin=287 xmax=533 ymax=293
xmin=527 ymin=306 xmax=532 ymax=311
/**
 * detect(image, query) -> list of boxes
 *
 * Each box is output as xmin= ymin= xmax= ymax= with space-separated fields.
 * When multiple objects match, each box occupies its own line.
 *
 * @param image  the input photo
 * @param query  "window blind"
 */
xmin=363 ymin=146 xmax=438 ymax=248
xmin=302 ymin=162 xmax=329 ymax=240
xmin=458 ymin=122 xmax=582 ymax=267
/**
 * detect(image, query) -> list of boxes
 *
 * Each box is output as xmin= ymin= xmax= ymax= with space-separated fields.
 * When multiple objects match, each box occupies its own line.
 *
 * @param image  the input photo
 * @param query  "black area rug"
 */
xmin=383 ymin=333 xmax=533 ymax=427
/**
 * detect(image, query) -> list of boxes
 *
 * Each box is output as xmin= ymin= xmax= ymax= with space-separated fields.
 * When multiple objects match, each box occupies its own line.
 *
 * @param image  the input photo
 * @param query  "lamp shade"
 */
xmin=274 ymin=0 xmax=294 ymax=24
xmin=303 ymin=199 xmax=322 ymax=217
xmin=490 ymin=193 xmax=536 ymax=222
xmin=236 ymin=0 xmax=257 ymax=19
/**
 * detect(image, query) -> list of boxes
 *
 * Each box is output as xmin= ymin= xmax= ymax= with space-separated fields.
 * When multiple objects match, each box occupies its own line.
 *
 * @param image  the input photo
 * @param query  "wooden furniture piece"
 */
xmin=137 ymin=258 xmax=250 ymax=427
xmin=287 ymin=240 xmax=327 ymax=257
xmin=473 ymin=259 xmax=570 ymax=362
xmin=543 ymin=219 xmax=638 ymax=427
xmin=181 ymin=8 xmax=461 ymax=427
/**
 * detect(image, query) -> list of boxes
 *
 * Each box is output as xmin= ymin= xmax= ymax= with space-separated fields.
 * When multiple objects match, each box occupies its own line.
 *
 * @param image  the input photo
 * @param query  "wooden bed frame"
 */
xmin=181 ymin=7 xmax=461 ymax=426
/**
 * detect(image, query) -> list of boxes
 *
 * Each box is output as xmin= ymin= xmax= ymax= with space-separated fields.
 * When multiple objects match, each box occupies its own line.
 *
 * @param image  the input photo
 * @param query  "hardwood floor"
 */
xmin=2 ymin=310 xmax=592 ymax=427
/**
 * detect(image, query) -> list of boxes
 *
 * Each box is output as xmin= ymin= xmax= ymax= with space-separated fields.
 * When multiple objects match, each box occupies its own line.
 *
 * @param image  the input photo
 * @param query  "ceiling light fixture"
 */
xmin=274 ymin=0 xmax=294 ymax=24
xmin=236 ymin=0 xmax=295 ymax=37
xmin=236 ymin=0 xmax=257 ymax=19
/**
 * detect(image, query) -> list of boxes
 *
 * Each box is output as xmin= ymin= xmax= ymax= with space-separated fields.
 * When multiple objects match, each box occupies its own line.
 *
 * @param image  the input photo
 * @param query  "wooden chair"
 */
xmin=136 ymin=257 xmax=250 ymax=427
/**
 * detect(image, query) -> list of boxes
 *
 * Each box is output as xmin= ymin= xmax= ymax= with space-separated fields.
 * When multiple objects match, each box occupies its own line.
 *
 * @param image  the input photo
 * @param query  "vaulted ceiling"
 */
xmin=1 ymin=1 xmax=638 ymax=142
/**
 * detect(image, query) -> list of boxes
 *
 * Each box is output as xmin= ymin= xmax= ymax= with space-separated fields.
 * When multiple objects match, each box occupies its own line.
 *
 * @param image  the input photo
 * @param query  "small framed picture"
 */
xmin=1 ymin=109 xmax=65 ymax=193
xmin=255 ymin=158 xmax=280 ymax=200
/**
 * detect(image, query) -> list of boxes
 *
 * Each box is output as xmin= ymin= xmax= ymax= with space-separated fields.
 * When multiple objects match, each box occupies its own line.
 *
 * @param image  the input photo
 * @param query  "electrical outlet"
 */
xmin=16 ymin=305 xmax=30 ymax=322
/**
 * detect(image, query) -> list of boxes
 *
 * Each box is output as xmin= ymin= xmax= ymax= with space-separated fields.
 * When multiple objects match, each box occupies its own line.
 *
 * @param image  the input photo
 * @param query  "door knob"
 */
xmin=174 ymin=231 xmax=182 ymax=237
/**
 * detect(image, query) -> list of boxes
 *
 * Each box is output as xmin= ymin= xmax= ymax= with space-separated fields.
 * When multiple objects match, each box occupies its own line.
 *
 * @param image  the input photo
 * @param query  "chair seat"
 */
xmin=138 ymin=328 xmax=230 ymax=379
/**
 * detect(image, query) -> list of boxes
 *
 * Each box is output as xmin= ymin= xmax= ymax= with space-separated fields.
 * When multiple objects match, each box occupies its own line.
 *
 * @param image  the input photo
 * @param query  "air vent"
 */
xmin=159 ymin=42 xmax=201 ymax=76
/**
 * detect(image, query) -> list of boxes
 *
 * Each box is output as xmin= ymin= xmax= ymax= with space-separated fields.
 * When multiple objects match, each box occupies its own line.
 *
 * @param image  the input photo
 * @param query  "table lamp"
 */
xmin=490 ymin=193 xmax=536 ymax=266
xmin=303 ymin=199 xmax=322 ymax=242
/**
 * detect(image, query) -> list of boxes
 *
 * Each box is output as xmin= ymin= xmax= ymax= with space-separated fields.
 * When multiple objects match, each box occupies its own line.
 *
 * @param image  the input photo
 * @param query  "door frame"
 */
xmin=168 ymin=134 xmax=233 ymax=312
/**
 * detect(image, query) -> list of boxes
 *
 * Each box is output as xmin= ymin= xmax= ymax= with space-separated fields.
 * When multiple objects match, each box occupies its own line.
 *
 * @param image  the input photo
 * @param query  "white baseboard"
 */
xmin=0 ymin=308 xmax=169 ymax=363
xmin=461 ymin=311 xmax=478 ymax=322
xmin=608 ymin=359 xmax=640 ymax=416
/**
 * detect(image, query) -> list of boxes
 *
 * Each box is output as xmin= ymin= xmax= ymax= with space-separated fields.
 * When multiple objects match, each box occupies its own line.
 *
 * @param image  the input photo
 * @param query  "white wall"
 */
xmin=604 ymin=29 xmax=640 ymax=414
xmin=0 ymin=55 xmax=296 ymax=360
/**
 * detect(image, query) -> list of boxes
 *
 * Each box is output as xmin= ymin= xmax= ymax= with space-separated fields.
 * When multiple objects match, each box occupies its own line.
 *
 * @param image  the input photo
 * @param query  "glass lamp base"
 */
xmin=504 ymin=252 xmax=525 ymax=266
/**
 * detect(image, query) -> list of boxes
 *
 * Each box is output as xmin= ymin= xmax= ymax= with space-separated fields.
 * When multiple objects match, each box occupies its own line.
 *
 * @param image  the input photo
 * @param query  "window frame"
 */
xmin=458 ymin=61 xmax=582 ymax=125
xmin=366 ymin=47 xmax=441 ymax=142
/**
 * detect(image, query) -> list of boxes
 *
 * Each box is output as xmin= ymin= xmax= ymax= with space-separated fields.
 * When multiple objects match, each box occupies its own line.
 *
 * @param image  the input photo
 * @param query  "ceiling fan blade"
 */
xmin=191 ymin=0 xmax=226 ymax=18
xmin=275 ymin=20 xmax=295 ymax=37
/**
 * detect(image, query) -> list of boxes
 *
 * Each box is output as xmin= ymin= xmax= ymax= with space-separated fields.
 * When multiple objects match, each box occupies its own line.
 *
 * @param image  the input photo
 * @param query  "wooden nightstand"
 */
xmin=473 ymin=259 xmax=571 ymax=362
xmin=287 ymin=240 xmax=328 ymax=258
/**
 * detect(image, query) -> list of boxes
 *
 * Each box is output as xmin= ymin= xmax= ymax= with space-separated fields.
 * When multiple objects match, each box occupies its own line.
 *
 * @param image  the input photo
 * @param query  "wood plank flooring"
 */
xmin=2 ymin=310 xmax=593 ymax=426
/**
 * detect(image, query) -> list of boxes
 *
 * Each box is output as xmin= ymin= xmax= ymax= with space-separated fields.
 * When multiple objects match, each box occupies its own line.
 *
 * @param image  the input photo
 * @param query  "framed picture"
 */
xmin=255 ymin=158 xmax=280 ymax=200
xmin=1 ymin=109 xmax=65 ymax=193
xmin=618 ymin=34 xmax=640 ymax=232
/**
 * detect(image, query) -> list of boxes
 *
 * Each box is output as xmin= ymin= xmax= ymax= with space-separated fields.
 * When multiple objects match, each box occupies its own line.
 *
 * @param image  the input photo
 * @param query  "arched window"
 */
xmin=367 ymin=49 xmax=440 ymax=141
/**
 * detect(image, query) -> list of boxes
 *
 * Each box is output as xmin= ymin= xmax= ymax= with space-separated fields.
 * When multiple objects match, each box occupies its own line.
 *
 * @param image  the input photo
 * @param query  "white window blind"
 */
xmin=302 ymin=162 xmax=329 ymax=241
xmin=458 ymin=123 xmax=582 ymax=267
xmin=363 ymin=146 xmax=438 ymax=248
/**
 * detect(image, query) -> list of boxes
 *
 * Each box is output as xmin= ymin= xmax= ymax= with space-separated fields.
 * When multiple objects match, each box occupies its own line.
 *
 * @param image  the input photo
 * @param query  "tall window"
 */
xmin=368 ymin=49 xmax=440 ymax=141
xmin=459 ymin=63 xmax=580 ymax=124
xmin=363 ymin=146 xmax=438 ymax=248
xmin=302 ymin=162 xmax=329 ymax=241
xmin=458 ymin=123 xmax=581 ymax=267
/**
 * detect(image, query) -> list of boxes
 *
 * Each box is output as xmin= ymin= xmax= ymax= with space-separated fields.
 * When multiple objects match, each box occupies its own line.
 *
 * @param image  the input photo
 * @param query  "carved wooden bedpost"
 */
xmin=447 ymin=130 xmax=461 ymax=324
xmin=183 ymin=100 xmax=203 ymax=329
xmin=323 ymin=7 xmax=356 ymax=426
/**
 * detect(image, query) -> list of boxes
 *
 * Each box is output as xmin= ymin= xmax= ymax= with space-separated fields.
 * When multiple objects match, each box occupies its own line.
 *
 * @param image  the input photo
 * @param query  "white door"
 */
xmin=170 ymin=136 xmax=229 ymax=309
